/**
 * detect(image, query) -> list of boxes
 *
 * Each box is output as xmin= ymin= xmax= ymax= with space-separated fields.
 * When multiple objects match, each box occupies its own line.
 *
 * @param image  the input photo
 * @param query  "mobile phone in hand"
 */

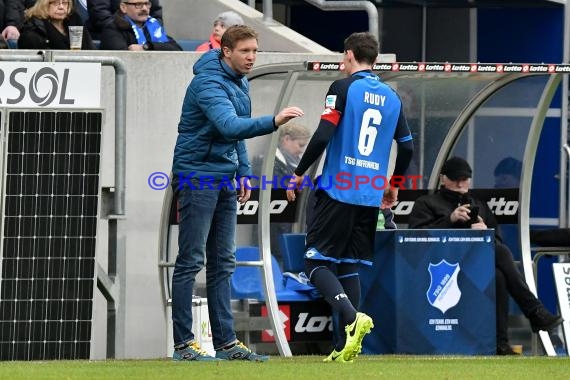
xmin=469 ymin=205 xmax=479 ymax=224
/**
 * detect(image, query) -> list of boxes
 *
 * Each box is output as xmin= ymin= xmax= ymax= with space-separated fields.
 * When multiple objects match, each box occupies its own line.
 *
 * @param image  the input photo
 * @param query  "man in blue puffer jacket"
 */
xmin=170 ymin=25 xmax=304 ymax=362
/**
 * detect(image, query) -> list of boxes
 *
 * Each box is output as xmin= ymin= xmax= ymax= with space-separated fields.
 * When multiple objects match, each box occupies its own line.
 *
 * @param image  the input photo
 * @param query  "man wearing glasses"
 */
xmin=88 ymin=0 xmax=162 ymax=39
xmin=99 ymin=0 xmax=180 ymax=50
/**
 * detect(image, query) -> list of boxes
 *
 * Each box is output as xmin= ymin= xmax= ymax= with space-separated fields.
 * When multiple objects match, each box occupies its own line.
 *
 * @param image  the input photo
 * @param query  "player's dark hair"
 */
xmin=344 ymin=32 xmax=379 ymax=65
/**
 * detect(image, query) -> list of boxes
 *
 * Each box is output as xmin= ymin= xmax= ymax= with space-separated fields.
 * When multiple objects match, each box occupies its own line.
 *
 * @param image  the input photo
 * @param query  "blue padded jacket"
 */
xmin=171 ymin=49 xmax=275 ymax=181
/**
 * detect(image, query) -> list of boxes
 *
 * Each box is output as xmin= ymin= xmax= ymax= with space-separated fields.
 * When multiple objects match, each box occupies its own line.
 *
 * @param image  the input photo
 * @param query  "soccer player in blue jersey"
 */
xmin=286 ymin=32 xmax=414 ymax=362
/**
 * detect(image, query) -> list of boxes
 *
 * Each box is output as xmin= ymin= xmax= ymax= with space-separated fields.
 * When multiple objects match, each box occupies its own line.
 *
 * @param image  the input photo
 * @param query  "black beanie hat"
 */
xmin=441 ymin=156 xmax=472 ymax=180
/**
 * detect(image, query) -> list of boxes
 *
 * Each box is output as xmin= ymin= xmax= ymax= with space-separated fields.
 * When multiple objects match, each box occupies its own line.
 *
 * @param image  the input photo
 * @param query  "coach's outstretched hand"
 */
xmin=274 ymin=106 xmax=304 ymax=127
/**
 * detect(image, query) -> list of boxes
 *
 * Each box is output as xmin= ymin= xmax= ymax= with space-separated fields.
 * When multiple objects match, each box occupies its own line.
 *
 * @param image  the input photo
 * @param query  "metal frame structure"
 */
xmin=158 ymin=60 xmax=568 ymax=356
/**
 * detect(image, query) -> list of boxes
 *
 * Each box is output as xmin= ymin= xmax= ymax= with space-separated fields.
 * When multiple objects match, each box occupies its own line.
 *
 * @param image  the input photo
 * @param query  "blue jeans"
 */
xmin=171 ymin=182 xmax=237 ymax=350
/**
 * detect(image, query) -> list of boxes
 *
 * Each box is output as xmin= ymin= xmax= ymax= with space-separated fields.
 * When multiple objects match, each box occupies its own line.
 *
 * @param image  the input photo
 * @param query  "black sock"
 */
xmin=310 ymin=267 xmax=357 ymax=327
xmin=334 ymin=265 xmax=360 ymax=350
xmin=338 ymin=264 xmax=361 ymax=309
xmin=331 ymin=312 xmax=344 ymax=351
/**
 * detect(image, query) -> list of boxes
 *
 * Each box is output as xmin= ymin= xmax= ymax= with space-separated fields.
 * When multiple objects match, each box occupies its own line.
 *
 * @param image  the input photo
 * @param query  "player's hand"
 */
xmin=286 ymin=174 xmax=304 ymax=202
xmin=274 ymin=106 xmax=304 ymax=127
xmin=381 ymin=187 xmax=398 ymax=209
xmin=238 ymin=177 xmax=251 ymax=204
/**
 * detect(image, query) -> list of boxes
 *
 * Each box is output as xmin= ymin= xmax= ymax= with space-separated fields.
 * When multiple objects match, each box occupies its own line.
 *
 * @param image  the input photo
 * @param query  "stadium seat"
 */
xmin=176 ymin=39 xmax=206 ymax=51
xmin=231 ymin=246 xmax=313 ymax=301
xmin=279 ymin=233 xmax=307 ymax=273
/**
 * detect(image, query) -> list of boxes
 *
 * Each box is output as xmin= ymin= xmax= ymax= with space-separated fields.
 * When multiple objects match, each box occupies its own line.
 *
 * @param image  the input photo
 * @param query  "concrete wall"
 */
xmin=162 ymin=0 xmax=333 ymax=53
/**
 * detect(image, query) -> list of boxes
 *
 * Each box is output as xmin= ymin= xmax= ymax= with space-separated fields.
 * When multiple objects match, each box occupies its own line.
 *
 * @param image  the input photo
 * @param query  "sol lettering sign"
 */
xmin=0 ymin=62 xmax=101 ymax=108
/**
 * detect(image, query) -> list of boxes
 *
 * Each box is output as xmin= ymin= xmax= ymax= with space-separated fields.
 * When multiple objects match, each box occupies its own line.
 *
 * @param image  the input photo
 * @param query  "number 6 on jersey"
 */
xmin=358 ymin=108 xmax=381 ymax=156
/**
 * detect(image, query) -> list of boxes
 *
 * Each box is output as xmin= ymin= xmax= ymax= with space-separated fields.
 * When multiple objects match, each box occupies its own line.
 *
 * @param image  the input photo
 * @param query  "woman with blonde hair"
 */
xmin=19 ymin=0 xmax=94 ymax=49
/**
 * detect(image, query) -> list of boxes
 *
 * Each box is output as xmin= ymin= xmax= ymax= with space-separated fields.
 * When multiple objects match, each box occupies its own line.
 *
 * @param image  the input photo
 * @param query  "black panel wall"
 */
xmin=0 ymin=111 xmax=102 ymax=360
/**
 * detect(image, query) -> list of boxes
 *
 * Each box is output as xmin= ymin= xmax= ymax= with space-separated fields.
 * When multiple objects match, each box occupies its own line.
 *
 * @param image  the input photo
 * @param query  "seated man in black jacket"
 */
xmin=99 ymin=0 xmax=180 ymax=51
xmin=408 ymin=156 xmax=563 ymax=355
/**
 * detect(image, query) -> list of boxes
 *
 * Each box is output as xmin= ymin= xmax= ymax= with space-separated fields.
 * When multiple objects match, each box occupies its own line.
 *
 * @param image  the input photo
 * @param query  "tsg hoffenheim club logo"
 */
xmin=426 ymin=260 xmax=461 ymax=313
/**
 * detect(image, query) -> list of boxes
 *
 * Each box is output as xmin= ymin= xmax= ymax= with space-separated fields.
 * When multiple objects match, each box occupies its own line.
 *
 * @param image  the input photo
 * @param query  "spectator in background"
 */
xmin=494 ymin=156 xmax=569 ymax=259
xmin=0 ymin=1 xmax=5 ymax=37
xmin=0 ymin=0 xmax=5 ymax=48
xmin=88 ymin=0 xmax=161 ymax=39
xmin=492 ymin=157 xmax=521 ymax=252
xmin=270 ymin=123 xmax=311 ymax=268
xmin=18 ymin=0 xmax=95 ymax=50
xmin=494 ymin=156 xmax=522 ymax=189
xmin=74 ymin=0 xmax=87 ymax=24
xmin=196 ymin=10 xmax=243 ymax=52
xmin=99 ymin=0 xmax=180 ymax=51
xmin=1 ymin=0 xmax=36 ymax=42
xmin=274 ymin=123 xmax=311 ymax=183
xmin=408 ymin=156 xmax=563 ymax=355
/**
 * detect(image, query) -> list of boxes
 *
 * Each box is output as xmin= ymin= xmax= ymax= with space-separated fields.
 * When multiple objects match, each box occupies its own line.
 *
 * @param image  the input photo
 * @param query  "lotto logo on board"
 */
xmin=313 ymin=62 xmax=321 ymax=71
xmin=373 ymin=63 xmax=392 ymax=71
xmin=399 ymin=64 xmax=419 ymax=71
xmin=528 ymin=65 xmax=548 ymax=72
xmin=502 ymin=64 xmax=523 ymax=72
xmin=475 ymin=64 xmax=497 ymax=72
xmin=425 ymin=64 xmax=445 ymax=71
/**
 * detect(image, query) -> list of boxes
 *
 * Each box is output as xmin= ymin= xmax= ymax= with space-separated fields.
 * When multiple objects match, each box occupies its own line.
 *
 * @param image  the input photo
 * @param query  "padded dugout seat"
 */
xmin=231 ymin=246 xmax=313 ymax=302
xmin=278 ymin=233 xmax=307 ymax=273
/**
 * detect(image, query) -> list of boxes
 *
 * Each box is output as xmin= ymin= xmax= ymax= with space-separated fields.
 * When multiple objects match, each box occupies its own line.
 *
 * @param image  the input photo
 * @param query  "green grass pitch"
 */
xmin=1 ymin=355 xmax=569 ymax=380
